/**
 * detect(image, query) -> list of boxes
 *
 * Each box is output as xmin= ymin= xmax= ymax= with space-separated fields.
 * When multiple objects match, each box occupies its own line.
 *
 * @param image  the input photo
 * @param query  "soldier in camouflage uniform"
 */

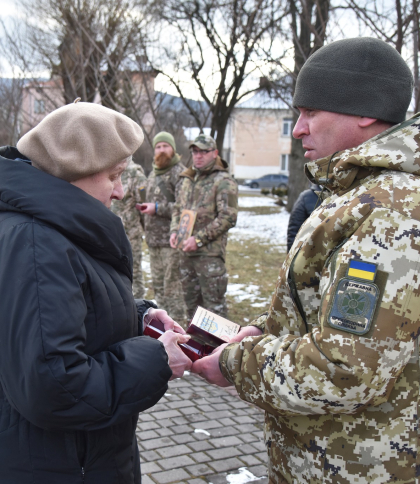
xmin=139 ymin=132 xmax=186 ymax=321
xmin=193 ymin=39 xmax=420 ymax=483
xmin=111 ymin=160 xmax=146 ymax=299
xmin=170 ymin=134 xmax=238 ymax=319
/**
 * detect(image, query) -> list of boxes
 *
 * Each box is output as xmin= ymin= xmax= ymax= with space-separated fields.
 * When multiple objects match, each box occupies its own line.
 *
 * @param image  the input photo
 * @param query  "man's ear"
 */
xmin=358 ymin=117 xmax=378 ymax=128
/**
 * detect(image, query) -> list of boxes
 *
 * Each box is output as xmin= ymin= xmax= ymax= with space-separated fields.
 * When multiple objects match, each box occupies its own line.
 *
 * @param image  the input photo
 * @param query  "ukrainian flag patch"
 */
xmin=347 ymin=259 xmax=377 ymax=282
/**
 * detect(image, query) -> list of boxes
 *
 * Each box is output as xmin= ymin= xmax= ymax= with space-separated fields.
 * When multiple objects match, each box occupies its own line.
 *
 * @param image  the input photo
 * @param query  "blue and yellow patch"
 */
xmin=328 ymin=259 xmax=380 ymax=335
xmin=347 ymin=260 xmax=377 ymax=282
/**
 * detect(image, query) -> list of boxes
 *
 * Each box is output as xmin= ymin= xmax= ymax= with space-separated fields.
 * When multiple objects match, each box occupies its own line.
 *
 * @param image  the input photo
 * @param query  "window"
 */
xmin=281 ymin=154 xmax=289 ymax=172
xmin=283 ymin=118 xmax=293 ymax=136
xmin=34 ymin=99 xmax=45 ymax=114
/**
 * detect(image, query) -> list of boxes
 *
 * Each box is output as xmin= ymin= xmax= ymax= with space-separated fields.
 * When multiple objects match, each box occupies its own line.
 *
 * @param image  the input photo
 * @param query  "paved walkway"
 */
xmin=136 ymin=372 xmax=268 ymax=484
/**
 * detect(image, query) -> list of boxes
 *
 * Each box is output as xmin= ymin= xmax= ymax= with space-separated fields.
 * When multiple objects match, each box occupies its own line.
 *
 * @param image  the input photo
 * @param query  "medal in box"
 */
xmin=143 ymin=306 xmax=240 ymax=361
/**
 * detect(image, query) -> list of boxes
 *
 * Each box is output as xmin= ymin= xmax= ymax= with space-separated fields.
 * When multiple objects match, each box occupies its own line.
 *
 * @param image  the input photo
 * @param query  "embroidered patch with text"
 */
xmin=328 ymin=277 xmax=379 ymax=335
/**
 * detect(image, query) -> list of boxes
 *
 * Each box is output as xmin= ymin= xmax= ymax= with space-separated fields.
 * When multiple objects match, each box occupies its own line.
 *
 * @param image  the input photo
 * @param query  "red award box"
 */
xmin=143 ymin=306 xmax=240 ymax=361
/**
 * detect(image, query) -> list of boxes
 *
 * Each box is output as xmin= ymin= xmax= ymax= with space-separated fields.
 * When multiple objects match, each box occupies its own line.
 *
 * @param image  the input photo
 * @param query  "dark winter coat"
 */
xmin=0 ymin=147 xmax=172 ymax=484
xmin=287 ymin=184 xmax=321 ymax=251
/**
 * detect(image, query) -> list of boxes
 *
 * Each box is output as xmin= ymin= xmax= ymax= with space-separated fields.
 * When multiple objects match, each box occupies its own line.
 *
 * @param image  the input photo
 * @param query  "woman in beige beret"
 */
xmin=0 ymin=101 xmax=191 ymax=484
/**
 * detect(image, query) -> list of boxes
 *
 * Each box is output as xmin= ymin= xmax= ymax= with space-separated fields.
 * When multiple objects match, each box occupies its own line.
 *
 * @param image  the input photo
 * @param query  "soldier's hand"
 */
xmin=182 ymin=236 xmax=198 ymax=252
xmin=158 ymin=331 xmax=193 ymax=380
xmin=191 ymin=344 xmax=232 ymax=387
xmin=136 ymin=203 xmax=156 ymax=215
xmin=169 ymin=233 xmax=178 ymax=248
xmin=145 ymin=308 xmax=186 ymax=334
xmin=228 ymin=326 xmax=263 ymax=343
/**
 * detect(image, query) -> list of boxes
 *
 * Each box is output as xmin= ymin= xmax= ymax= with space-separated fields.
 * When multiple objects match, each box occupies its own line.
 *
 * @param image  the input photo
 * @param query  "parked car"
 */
xmin=244 ymin=174 xmax=289 ymax=189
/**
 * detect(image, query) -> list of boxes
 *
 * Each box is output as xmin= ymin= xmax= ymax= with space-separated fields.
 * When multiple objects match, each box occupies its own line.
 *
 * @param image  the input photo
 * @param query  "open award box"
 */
xmin=143 ymin=306 xmax=240 ymax=361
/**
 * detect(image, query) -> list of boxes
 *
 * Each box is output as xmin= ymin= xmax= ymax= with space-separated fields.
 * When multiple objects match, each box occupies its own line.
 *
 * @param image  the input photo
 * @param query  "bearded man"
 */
xmin=139 ymin=132 xmax=186 ymax=322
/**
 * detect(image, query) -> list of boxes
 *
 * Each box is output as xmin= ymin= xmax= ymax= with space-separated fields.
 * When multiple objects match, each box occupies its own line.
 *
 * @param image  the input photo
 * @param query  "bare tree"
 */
xmin=142 ymin=0 xmax=289 ymax=153
xmin=0 ymin=77 xmax=24 ymax=145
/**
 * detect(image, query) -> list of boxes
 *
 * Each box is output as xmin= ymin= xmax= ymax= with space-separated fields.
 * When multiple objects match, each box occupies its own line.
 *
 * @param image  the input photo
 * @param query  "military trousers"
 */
xmin=179 ymin=254 xmax=228 ymax=319
xmin=129 ymin=234 xmax=145 ymax=300
xmin=148 ymin=246 xmax=186 ymax=321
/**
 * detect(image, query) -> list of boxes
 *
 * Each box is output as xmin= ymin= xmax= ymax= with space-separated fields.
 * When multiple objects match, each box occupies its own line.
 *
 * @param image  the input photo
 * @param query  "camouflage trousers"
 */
xmin=179 ymin=254 xmax=228 ymax=319
xmin=148 ymin=246 xmax=186 ymax=321
xmin=129 ymin=234 xmax=145 ymax=299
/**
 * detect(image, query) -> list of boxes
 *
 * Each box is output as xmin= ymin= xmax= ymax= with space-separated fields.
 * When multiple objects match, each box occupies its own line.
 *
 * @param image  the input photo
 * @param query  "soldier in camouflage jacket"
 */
xmin=193 ymin=39 xmax=418 ymax=483
xmin=140 ymin=132 xmax=186 ymax=321
xmin=170 ymin=134 xmax=238 ymax=318
xmin=111 ymin=161 xmax=146 ymax=298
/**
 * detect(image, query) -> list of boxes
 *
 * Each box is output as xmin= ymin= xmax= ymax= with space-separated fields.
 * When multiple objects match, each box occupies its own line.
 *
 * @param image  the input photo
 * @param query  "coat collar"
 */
xmin=0 ymin=147 xmax=133 ymax=279
xmin=180 ymin=156 xmax=228 ymax=180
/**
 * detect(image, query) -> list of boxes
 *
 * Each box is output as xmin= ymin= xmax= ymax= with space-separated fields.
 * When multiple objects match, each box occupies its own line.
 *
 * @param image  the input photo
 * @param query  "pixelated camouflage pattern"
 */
xmin=179 ymin=254 xmax=228 ymax=318
xmin=144 ymin=160 xmax=185 ymax=247
xmin=220 ymin=112 xmax=420 ymax=483
xmin=111 ymin=162 xmax=146 ymax=299
xmin=170 ymin=157 xmax=238 ymax=260
xmin=148 ymin=246 xmax=186 ymax=321
xmin=189 ymin=133 xmax=217 ymax=150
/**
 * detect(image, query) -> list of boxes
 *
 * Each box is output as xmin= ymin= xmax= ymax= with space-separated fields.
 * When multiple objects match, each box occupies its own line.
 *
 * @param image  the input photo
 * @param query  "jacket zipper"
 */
xmin=319 ymin=237 xmax=349 ymax=311
xmin=81 ymin=466 xmax=85 ymax=483
xmin=288 ymin=247 xmax=308 ymax=333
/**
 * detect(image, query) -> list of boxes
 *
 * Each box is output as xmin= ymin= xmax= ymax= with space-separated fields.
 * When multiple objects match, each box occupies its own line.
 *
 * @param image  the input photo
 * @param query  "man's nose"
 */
xmin=292 ymin=115 xmax=308 ymax=139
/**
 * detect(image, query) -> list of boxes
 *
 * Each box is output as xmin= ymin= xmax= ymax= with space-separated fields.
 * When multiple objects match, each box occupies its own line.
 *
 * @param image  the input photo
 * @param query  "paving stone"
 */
xmin=202 ymin=473 xmax=229 ymax=484
xmin=238 ymin=454 xmax=261 ymax=466
xmin=192 ymin=420 xmax=223 ymax=430
xmin=171 ymin=433 xmax=196 ymax=444
xmin=141 ymin=436 xmax=175 ymax=451
xmin=248 ymin=464 xmax=269 ymax=477
xmin=138 ymin=413 xmax=155 ymax=422
xmin=139 ymin=430 xmax=160 ymax=441
xmin=208 ymin=457 xmax=244 ymax=473
xmin=140 ymin=449 xmax=160 ymax=462
xmin=187 ymin=479 xmax=208 ymax=484
xmin=141 ymin=475 xmax=155 ymax=484
xmin=189 ymin=451 xmax=212 ymax=463
xmin=206 ymin=447 xmax=241 ymax=460
xmin=208 ymin=435 xmax=243 ymax=448
xmin=252 ymin=440 xmax=267 ymax=452
xmin=187 ymin=440 xmax=214 ymax=452
xmin=255 ymin=451 xmax=267 ymax=462
xmin=151 ymin=468 xmax=191 ymax=484
xmin=207 ymin=425 xmax=241 ymax=438
xmin=155 ymin=427 xmax=174 ymax=437
xmin=152 ymin=409 xmax=183 ymax=420
xmin=159 ymin=454 xmax=195 ymax=470
xmin=137 ymin=421 xmax=161 ymax=431
xmin=156 ymin=444 xmax=191 ymax=459
xmin=184 ymin=463 xmax=214 ymax=476
xmin=141 ymin=461 xmax=162 ymax=473
xmin=232 ymin=415 xmax=257 ymax=424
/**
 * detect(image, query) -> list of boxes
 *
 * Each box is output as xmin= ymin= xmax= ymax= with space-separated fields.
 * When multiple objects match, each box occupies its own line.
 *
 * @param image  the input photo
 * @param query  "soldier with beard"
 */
xmin=138 ymin=132 xmax=186 ymax=322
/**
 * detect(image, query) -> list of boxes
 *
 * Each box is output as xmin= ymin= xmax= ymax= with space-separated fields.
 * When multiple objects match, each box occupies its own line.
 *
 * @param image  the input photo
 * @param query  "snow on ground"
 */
xmin=225 ymin=467 xmax=265 ymax=483
xmin=230 ymin=196 xmax=290 ymax=247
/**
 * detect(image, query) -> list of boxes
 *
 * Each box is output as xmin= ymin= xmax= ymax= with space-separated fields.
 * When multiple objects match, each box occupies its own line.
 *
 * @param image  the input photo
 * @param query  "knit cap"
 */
xmin=17 ymin=100 xmax=144 ymax=181
xmin=293 ymin=37 xmax=413 ymax=124
xmin=153 ymin=132 xmax=176 ymax=152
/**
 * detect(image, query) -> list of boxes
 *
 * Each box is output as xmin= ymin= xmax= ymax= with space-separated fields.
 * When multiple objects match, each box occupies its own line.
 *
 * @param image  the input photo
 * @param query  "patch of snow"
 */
xmin=238 ymin=196 xmax=277 ymax=208
xmin=230 ymin=209 xmax=289 ymax=247
xmin=226 ymin=467 xmax=265 ymax=483
xmin=227 ymin=283 xmax=260 ymax=302
xmin=250 ymin=302 xmax=268 ymax=308
xmin=194 ymin=429 xmax=211 ymax=436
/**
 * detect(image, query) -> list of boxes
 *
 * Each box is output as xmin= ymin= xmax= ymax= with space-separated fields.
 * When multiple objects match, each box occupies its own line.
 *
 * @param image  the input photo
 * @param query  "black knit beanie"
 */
xmin=293 ymin=37 xmax=413 ymax=124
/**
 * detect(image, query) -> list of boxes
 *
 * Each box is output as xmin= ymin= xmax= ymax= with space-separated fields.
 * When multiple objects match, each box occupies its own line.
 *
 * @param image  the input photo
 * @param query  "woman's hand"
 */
xmin=158 ymin=331 xmax=193 ymax=379
xmin=144 ymin=308 xmax=185 ymax=334
xmin=136 ymin=203 xmax=155 ymax=215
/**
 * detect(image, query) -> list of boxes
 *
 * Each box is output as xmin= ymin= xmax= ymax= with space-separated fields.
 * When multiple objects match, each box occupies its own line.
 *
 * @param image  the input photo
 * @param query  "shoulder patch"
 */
xmin=328 ymin=277 xmax=379 ymax=335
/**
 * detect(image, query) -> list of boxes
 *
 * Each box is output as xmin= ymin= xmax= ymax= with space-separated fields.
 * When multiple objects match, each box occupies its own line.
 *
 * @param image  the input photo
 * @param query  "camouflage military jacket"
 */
xmin=111 ymin=162 xmax=146 ymax=240
xmin=170 ymin=157 xmax=238 ymax=259
xmin=144 ymin=161 xmax=185 ymax=247
xmin=220 ymin=113 xmax=420 ymax=483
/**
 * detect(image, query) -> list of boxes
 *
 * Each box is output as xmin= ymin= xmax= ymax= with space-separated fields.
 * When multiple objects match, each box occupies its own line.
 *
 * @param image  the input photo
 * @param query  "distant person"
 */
xmin=0 ymin=100 xmax=191 ymax=483
xmin=287 ymin=183 xmax=321 ymax=251
xmin=170 ymin=134 xmax=238 ymax=319
xmin=112 ymin=162 xmax=147 ymax=298
xmin=139 ymin=132 xmax=186 ymax=321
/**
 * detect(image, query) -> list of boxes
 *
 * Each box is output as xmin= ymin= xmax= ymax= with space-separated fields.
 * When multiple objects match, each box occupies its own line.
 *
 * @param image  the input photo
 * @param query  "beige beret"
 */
xmin=17 ymin=100 xmax=144 ymax=181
